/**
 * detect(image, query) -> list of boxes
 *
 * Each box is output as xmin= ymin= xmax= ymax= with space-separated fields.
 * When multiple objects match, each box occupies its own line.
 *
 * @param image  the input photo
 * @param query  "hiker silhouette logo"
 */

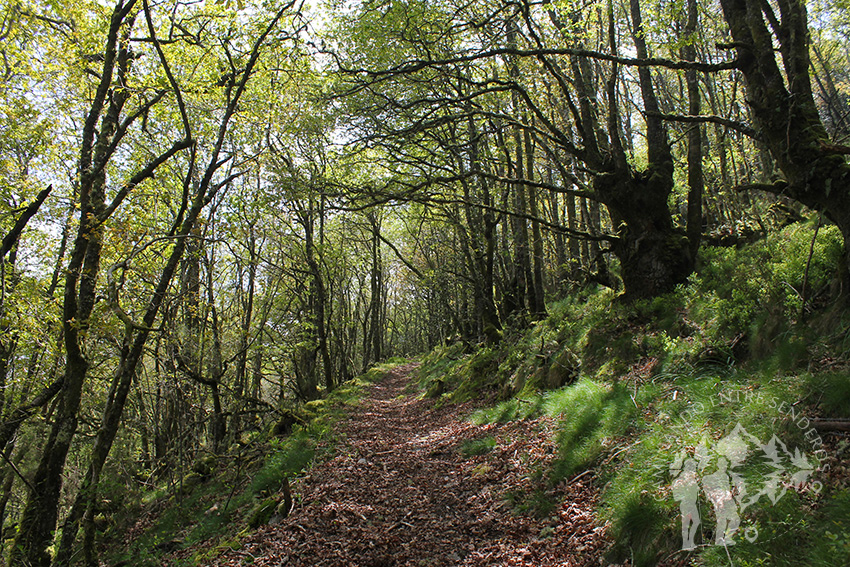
xmin=668 ymin=422 xmax=820 ymax=551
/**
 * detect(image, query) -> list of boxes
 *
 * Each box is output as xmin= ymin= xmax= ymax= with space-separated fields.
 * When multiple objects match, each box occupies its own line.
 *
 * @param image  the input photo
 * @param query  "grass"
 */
xmin=109 ymin=222 xmax=850 ymax=566
xmin=418 ymin=222 xmax=850 ymax=566
xmin=108 ymin=360 xmax=406 ymax=566
xmin=459 ymin=352 xmax=850 ymax=567
xmin=459 ymin=436 xmax=497 ymax=457
xmin=465 ymin=356 xmax=850 ymax=567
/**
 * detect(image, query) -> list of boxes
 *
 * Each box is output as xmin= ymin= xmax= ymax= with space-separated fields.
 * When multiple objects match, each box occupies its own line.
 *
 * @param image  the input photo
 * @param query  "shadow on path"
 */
xmin=210 ymin=363 xmax=607 ymax=566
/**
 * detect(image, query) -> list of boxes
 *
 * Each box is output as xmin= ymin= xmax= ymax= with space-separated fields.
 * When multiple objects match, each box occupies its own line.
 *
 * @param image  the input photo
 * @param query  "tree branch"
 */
xmin=732 ymin=180 xmax=789 ymax=193
xmin=98 ymin=137 xmax=193 ymax=223
xmin=330 ymin=45 xmax=738 ymax=81
xmin=0 ymin=185 xmax=52 ymax=261
xmin=646 ymin=111 xmax=761 ymax=140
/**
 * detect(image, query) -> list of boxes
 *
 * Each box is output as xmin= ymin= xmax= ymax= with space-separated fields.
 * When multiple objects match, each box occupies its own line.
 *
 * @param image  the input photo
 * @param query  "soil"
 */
xmin=204 ymin=363 xmax=610 ymax=566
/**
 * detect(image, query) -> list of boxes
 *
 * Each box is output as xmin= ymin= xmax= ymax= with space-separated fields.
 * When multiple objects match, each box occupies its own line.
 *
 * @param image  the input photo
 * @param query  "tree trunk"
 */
xmin=566 ymin=192 xmax=580 ymax=276
xmin=367 ymin=212 xmax=384 ymax=366
xmin=591 ymin=0 xmax=692 ymax=299
xmin=304 ymin=199 xmax=334 ymax=392
xmin=12 ymin=70 xmax=115 ymax=563
xmin=54 ymin=162 xmax=227 ymax=565
xmin=0 ymin=444 xmax=25 ymax=535
xmin=525 ymin=127 xmax=547 ymax=316
xmin=683 ymin=0 xmax=703 ymax=261
xmin=719 ymin=0 xmax=850 ymax=289
xmin=459 ymin=115 xmax=501 ymax=339
xmin=596 ymin=170 xmax=691 ymax=298
xmin=545 ymin=1 xmax=691 ymax=299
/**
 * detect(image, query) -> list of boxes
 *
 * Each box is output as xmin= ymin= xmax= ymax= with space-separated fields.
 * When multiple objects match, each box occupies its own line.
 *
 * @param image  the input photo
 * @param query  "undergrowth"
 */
xmin=419 ymin=221 xmax=850 ymax=567
xmin=108 ymin=361 xmax=404 ymax=566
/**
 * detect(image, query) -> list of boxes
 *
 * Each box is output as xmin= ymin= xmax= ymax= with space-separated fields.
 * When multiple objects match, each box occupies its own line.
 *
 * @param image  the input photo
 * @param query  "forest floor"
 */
xmin=203 ymin=363 xmax=610 ymax=566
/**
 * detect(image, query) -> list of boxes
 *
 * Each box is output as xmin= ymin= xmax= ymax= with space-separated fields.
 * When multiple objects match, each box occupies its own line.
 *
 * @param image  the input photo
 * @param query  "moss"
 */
xmin=178 ymin=472 xmax=205 ymax=496
xmin=247 ymin=497 xmax=279 ymax=529
xmin=544 ymin=348 xmax=579 ymax=389
xmin=192 ymin=454 xmax=217 ymax=478
xmin=303 ymin=399 xmax=328 ymax=416
xmin=459 ymin=436 xmax=497 ymax=457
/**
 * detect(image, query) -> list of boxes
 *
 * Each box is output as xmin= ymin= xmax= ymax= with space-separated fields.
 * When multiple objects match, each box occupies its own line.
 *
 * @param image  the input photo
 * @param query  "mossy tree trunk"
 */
xmin=596 ymin=165 xmax=692 ymax=299
xmin=11 ymin=8 xmax=134 ymax=561
xmin=720 ymin=0 xmax=850 ymax=288
xmin=544 ymin=0 xmax=693 ymax=300
xmin=683 ymin=0 xmax=704 ymax=261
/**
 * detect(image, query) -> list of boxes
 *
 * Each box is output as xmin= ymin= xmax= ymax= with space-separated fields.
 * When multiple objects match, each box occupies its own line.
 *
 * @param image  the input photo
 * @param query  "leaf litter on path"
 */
xmin=204 ymin=364 xmax=610 ymax=566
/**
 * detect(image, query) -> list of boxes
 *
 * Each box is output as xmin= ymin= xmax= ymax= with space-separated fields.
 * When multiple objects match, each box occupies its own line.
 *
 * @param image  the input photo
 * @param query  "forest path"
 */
xmin=212 ymin=363 xmax=607 ymax=566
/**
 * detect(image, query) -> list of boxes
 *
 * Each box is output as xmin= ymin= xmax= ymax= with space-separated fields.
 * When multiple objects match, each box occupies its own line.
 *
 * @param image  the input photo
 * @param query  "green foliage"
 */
xmin=448 ymin=347 xmax=504 ymax=401
xmin=250 ymin=433 xmax=314 ymax=496
xmin=546 ymin=380 xmax=636 ymax=481
xmin=607 ymin=493 xmax=673 ymax=567
xmin=109 ymin=362 xmax=406 ymax=566
xmin=596 ymin=363 xmax=843 ymax=566
xmin=247 ymin=497 xmax=279 ymax=529
xmin=417 ymin=342 xmax=467 ymax=392
xmin=470 ymin=396 xmax=545 ymax=424
xmin=6 ymin=0 xmax=849 ymax=562
xmin=696 ymin=490 xmax=850 ymax=567
xmin=417 ymin=342 xmax=508 ymax=402
xmin=459 ymin=436 xmax=497 ymax=457
xmin=470 ymin=377 xmax=637 ymax=482
xmin=806 ymin=371 xmax=850 ymax=417
xmin=415 ymin=223 xmax=850 ymax=566
xmin=811 ymin=491 xmax=850 ymax=564
xmin=687 ymin=222 xmax=842 ymax=353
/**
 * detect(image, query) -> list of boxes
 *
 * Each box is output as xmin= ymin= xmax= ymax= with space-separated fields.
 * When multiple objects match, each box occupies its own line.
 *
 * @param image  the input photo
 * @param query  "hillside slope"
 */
xmin=200 ymin=363 xmax=607 ymax=566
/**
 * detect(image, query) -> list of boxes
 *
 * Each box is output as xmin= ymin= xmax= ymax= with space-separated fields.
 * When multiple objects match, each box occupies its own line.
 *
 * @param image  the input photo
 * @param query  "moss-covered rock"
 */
xmin=302 ymin=399 xmax=328 ymax=420
xmin=179 ymin=472 xmax=205 ymax=496
xmin=247 ymin=497 xmax=280 ymax=528
xmin=546 ymin=348 xmax=580 ymax=389
xmin=271 ymin=410 xmax=304 ymax=437
xmin=192 ymin=454 xmax=217 ymax=478
xmin=483 ymin=323 xmax=503 ymax=345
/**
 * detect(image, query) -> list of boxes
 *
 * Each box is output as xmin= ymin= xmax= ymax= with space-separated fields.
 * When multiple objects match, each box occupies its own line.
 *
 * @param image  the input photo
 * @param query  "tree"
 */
xmin=11 ymin=0 xmax=295 ymax=562
xmin=11 ymin=2 xmax=191 ymax=562
xmin=329 ymin=0 xmax=705 ymax=300
xmin=719 ymin=0 xmax=850 ymax=288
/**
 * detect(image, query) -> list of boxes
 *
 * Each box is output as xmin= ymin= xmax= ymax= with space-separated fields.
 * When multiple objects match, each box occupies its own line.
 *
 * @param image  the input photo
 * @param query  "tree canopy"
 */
xmin=0 ymin=0 xmax=847 ymax=564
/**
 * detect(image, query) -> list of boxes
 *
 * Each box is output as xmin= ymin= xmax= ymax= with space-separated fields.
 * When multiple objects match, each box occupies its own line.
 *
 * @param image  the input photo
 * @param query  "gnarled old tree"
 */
xmin=529 ymin=0 xmax=695 ymax=299
xmin=330 ymin=0 xmax=737 ymax=302
xmin=719 ymin=0 xmax=850 ymax=287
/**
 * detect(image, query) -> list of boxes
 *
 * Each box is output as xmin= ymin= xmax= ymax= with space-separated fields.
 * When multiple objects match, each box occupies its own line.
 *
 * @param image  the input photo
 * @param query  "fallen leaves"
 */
xmin=193 ymin=364 xmax=611 ymax=566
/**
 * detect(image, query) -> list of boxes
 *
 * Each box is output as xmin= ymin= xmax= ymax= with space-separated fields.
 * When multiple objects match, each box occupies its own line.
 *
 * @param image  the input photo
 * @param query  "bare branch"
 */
xmin=98 ymin=137 xmax=193 ymax=223
xmin=0 ymin=185 xmax=52 ymax=261
xmin=329 ymin=46 xmax=738 ymax=81
xmin=646 ymin=111 xmax=761 ymax=140
xmin=143 ymin=0 xmax=192 ymax=142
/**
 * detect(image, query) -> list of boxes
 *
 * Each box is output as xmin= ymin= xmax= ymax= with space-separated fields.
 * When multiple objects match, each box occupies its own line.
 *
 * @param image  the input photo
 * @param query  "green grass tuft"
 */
xmin=459 ymin=436 xmax=497 ymax=457
xmin=110 ymin=361 xmax=410 ymax=566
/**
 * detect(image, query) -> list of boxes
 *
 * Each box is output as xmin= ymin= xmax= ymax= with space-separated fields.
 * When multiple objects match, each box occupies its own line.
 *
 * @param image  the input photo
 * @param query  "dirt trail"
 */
xmin=211 ymin=364 xmax=607 ymax=566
